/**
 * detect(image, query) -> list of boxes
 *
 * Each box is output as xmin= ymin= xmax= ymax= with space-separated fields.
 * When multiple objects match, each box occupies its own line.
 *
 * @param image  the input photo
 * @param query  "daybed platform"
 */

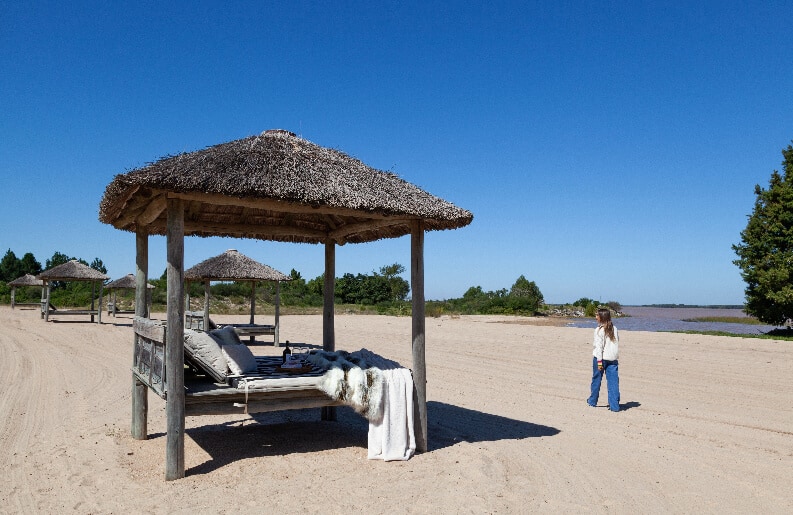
xmin=133 ymin=317 xmax=340 ymax=415
xmin=41 ymin=301 xmax=102 ymax=321
xmin=183 ymin=356 xmax=342 ymax=416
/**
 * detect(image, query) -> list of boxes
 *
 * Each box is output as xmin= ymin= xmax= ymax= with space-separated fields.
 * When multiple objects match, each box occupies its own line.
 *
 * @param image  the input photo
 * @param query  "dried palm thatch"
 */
xmin=38 ymin=260 xmax=109 ymax=282
xmin=98 ymin=129 xmax=473 ymax=244
xmin=106 ymin=274 xmax=155 ymax=290
xmin=185 ymin=249 xmax=290 ymax=282
xmin=8 ymin=274 xmax=43 ymax=287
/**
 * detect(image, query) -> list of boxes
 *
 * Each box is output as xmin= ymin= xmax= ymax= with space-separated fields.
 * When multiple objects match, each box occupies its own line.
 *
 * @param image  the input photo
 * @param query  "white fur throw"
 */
xmin=306 ymin=349 xmax=385 ymax=422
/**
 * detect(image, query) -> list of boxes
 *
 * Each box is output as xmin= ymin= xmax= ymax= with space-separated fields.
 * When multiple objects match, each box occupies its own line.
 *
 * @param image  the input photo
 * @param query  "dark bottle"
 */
xmin=282 ymin=341 xmax=291 ymax=363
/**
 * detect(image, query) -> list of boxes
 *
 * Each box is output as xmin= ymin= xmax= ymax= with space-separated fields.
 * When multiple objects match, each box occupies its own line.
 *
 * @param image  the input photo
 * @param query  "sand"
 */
xmin=0 ymin=305 xmax=790 ymax=513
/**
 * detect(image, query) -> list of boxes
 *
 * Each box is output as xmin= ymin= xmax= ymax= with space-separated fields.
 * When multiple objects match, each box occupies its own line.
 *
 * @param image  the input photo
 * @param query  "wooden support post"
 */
xmin=249 ymin=282 xmax=256 ymax=344
xmin=44 ymin=283 xmax=51 ymax=321
xmin=165 ymin=199 xmax=185 ymax=480
xmin=321 ymin=238 xmax=336 ymax=421
xmin=10 ymin=287 xmax=15 ymax=309
xmin=91 ymin=282 xmax=96 ymax=323
xmin=98 ymin=282 xmax=103 ymax=324
xmin=411 ymin=220 xmax=428 ymax=452
xmin=274 ymin=281 xmax=281 ymax=347
xmin=132 ymin=230 xmax=149 ymax=441
xmin=203 ymin=280 xmax=210 ymax=331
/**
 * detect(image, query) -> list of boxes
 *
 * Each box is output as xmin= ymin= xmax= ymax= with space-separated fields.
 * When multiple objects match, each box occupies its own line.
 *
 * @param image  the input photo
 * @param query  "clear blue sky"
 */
xmin=1 ymin=1 xmax=791 ymax=305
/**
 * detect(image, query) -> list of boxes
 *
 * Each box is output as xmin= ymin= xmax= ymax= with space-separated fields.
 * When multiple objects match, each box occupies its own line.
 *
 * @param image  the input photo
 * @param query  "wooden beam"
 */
xmin=132 ymin=230 xmax=149 ymax=441
xmin=183 ymin=221 xmax=327 ymax=240
xmin=113 ymin=190 xmax=158 ymax=228
xmin=169 ymin=191 xmax=399 ymax=221
xmin=321 ymin=238 xmax=336 ymax=422
xmin=328 ymin=218 xmax=412 ymax=242
xmin=136 ymin=194 xmax=167 ymax=225
xmin=411 ymin=220 xmax=427 ymax=453
xmin=165 ymin=199 xmax=185 ymax=481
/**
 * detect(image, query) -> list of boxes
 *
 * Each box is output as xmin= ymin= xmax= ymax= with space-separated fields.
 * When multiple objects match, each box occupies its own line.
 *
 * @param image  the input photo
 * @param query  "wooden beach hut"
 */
xmin=106 ymin=274 xmax=154 ymax=316
xmin=38 ymin=260 xmax=110 ymax=323
xmin=184 ymin=248 xmax=291 ymax=345
xmin=8 ymin=274 xmax=44 ymax=309
xmin=98 ymin=129 xmax=473 ymax=480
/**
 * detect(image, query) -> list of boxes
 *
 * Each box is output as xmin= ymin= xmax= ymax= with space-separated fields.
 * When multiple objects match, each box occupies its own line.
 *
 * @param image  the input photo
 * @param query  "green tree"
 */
xmin=379 ymin=263 xmax=410 ymax=301
xmin=507 ymin=275 xmax=544 ymax=314
xmin=19 ymin=252 xmax=42 ymax=276
xmin=0 ymin=249 xmax=22 ymax=282
xmin=733 ymin=143 xmax=793 ymax=326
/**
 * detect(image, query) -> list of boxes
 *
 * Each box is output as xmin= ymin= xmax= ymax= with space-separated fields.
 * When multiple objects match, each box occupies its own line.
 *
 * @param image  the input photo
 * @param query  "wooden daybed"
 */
xmin=134 ymin=316 xmax=342 ymax=415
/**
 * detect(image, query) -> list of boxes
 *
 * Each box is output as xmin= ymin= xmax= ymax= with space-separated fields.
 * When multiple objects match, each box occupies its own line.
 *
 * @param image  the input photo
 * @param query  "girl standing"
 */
xmin=587 ymin=307 xmax=620 ymax=412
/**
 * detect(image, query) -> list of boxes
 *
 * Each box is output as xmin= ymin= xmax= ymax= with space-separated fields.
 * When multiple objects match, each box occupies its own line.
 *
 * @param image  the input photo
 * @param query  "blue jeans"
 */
xmin=587 ymin=357 xmax=620 ymax=411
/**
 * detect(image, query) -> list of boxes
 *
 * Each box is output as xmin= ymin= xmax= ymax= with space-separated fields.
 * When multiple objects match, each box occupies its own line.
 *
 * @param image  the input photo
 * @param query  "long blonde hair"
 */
xmin=597 ymin=308 xmax=615 ymax=342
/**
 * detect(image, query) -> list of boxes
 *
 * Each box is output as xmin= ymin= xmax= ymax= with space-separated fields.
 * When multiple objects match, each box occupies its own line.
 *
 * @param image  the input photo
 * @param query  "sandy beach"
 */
xmin=0 ymin=306 xmax=790 ymax=513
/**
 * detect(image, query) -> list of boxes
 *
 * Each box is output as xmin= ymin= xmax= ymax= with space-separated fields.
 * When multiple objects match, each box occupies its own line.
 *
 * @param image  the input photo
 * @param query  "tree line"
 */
xmin=0 ymin=250 xmax=552 ymax=316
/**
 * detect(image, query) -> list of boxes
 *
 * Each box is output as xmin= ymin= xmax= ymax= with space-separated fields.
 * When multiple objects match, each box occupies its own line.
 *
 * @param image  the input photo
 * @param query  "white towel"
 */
xmin=361 ymin=350 xmax=416 ymax=461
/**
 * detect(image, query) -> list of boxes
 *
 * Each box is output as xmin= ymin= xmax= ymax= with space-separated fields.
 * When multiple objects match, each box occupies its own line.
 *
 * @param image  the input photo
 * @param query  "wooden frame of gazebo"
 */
xmin=99 ymin=129 xmax=473 ymax=480
xmin=8 ymin=273 xmax=44 ymax=309
xmin=38 ymin=260 xmax=109 ymax=323
xmin=184 ymin=249 xmax=291 ymax=345
xmin=106 ymin=274 xmax=154 ymax=316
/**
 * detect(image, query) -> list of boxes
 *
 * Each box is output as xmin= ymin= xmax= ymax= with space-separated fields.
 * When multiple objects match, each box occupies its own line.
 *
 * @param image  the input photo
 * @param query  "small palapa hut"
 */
xmin=8 ymin=274 xmax=44 ymax=309
xmin=98 ymin=129 xmax=473 ymax=480
xmin=106 ymin=274 xmax=154 ymax=316
xmin=184 ymin=248 xmax=291 ymax=344
xmin=38 ymin=259 xmax=110 ymax=323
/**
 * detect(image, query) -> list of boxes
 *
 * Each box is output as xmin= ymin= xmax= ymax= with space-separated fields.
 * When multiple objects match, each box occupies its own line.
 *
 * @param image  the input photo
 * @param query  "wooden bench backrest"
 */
xmin=133 ymin=317 xmax=167 ymax=398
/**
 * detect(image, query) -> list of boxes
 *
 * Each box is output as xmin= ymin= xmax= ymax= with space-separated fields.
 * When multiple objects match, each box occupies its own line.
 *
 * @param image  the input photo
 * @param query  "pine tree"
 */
xmin=733 ymin=143 xmax=793 ymax=326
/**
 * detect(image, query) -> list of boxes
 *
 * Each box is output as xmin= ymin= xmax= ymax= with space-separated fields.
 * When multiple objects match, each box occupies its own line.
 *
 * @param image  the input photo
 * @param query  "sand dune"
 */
xmin=0 ymin=306 xmax=790 ymax=513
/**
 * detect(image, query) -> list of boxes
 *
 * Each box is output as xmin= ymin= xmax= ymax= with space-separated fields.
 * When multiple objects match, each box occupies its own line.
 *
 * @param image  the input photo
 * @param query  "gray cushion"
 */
xmin=210 ymin=325 xmax=242 ymax=346
xmin=184 ymin=329 xmax=228 ymax=380
xmin=222 ymin=344 xmax=258 ymax=375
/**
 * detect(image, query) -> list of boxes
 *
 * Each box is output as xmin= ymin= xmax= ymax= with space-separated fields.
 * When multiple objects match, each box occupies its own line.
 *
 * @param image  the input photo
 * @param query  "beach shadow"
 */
xmin=185 ymin=408 xmax=369 ymax=477
xmin=427 ymin=401 xmax=560 ymax=451
xmin=183 ymin=401 xmax=559 ymax=476
xmin=620 ymin=401 xmax=641 ymax=411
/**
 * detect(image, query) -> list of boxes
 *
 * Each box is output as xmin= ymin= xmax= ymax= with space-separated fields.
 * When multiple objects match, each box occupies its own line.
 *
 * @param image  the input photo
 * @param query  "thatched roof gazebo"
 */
xmin=38 ymin=260 xmax=110 ymax=323
xmin=98 ymin=129 xmax=473 ymax=480
xmin=184 ymin=249 xmax=291 ymax=344
xmin=8 ymin=274 xmax=44 ymax=309
xmin=106 ymin=274 xmax=155 ymax=316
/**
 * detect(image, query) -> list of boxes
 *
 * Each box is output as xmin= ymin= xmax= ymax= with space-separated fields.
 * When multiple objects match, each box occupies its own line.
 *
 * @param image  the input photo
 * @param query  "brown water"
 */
xmin=566 ymin=306 xmax=781 ymax=334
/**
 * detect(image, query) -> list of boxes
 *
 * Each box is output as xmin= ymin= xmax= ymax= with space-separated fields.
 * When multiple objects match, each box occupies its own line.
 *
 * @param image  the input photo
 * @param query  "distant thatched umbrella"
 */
xmin=106 ymin=274 xmax=154 ymax=316
xmin=38 ymin=260 xmax=110 ymax=322
xmin=9 ymin=273 xmax=43 ymax=287
xmin=99 ymin=129 xmax=473 ymax=479
xmin=8 ymin=274 xmax=44 ymax=309
xmin=184 ymin=249 xmax=291 ymax=343
xmin=107 ymin=273 xmax=155 ymax=290
xmin=39 ymin=260 xmax=109 ymax=282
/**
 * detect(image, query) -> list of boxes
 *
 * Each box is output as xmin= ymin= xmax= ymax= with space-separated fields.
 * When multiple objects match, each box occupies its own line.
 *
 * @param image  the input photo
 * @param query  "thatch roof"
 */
xmin=185 ymin=249 xmax=291 ymax=282
xmin=98 ymin=129 xmax=473 ymax=244
xmin=106 ymin=274 xmax=155 ymax=290
xmin=8 ymin=274 xmax=43 ymax=287
xmin=38 ymin=260 xmax=110 ymax=282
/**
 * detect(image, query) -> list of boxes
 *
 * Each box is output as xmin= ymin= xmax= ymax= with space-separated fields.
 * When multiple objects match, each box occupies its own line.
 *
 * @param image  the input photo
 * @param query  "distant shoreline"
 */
xmin=631 ymin=304 xmax=744 ymax=309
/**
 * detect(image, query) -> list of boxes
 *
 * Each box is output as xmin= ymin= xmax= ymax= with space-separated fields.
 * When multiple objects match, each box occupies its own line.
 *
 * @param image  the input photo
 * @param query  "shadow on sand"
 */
xmin=181 ymin=401 xmax=560 ymax=476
